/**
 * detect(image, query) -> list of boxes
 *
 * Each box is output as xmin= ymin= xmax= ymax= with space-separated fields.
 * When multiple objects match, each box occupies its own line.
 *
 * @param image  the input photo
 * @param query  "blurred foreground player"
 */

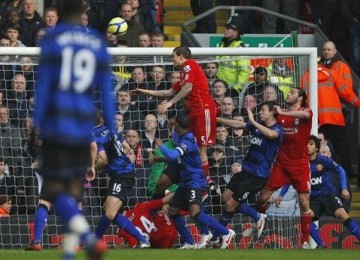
xmin=32 ymin=0 xmax=114 ymax=258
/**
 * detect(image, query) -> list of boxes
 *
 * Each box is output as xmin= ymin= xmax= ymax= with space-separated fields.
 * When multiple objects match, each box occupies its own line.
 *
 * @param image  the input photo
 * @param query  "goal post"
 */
xmin=0 ymin=47 xmax=318 ymax=249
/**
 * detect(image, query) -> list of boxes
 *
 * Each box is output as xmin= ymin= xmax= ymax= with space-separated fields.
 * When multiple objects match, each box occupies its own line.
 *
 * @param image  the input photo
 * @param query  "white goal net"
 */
xmin=0 ymin=47 xmax=317 ymax=249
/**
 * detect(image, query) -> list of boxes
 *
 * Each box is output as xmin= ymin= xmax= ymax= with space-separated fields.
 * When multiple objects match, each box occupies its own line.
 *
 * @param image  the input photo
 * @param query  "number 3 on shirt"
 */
xmin=59 ymin=47 xmax=96 ymax=93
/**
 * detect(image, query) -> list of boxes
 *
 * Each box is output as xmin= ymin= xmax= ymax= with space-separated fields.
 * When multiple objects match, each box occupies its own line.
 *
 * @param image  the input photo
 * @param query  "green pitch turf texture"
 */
xmin=0 ymin=249 xmax=359 ymax=260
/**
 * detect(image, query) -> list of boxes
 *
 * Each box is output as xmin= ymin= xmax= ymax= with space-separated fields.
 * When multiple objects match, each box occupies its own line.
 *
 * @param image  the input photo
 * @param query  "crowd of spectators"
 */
xmin=0 ymin=0 xmax=358 ymax=218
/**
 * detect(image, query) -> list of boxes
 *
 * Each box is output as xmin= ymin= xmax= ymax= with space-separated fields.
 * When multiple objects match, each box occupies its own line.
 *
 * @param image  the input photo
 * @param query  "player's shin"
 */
xmin=310 ymin=222 xmax=325 ymax=246
xmin=300 ymin=211 xmax=313 ymax=244
xmin=95 ymin=215 xmax=112 ymax=239
xmin=211 ymin=211 xmax=234 ymax=241
xmin=33 ymin=204 xmax=49 ymax=243
xmin=343 ymin=218 xmax=360 ymax=240
xmin=238 ymin=203 xmax=260 ymax=222
xmin=194 ymin=212 xmax=230 ymax=236
xmin=113 ymin=212 xmax=147 ymax=243
xmin=171 ymin=215 xmax=195 ymax=245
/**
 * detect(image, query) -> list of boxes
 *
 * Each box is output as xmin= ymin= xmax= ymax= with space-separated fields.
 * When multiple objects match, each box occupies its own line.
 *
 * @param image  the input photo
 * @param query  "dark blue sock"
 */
xmin=114 ymin=213 xmax=147 ymax=243
xmin=199 ymin=222 xmax=210 ymax=235
xmin=198 ymin=207 xmax=210 ymax=235
xmin=171 ymin=215 xmax=195 ymax=245
xmin=344 ymin=218 xmax=360 ymax=240
xmin=310 ymin=222 xmax=324 ymax=246
xmin=54 ymin=193 xmax=81 ymax=223
xmin=194 ymin=212 xmax=229 ymax=239
xmin=34 ymin=204 xmax=48 ymax=243
xmin=54 ymin=193 xmax=93 ymax=248
xmin=211 ymin=211 xmax=234 ymax=240
xmin=95 ymin=215 xmax=111 ymax=239
xmin=238 ymin=203 xmax=260 ymax=222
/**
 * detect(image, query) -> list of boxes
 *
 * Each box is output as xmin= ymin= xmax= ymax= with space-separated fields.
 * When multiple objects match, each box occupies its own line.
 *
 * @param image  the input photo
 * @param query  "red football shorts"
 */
xmin=265 ymin=160 xmax=311 ymax=193
xmin=188 ymin=106 xmax=216 ymax=148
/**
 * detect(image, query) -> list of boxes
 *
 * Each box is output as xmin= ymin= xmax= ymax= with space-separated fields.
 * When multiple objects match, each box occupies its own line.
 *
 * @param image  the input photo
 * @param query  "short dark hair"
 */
xmin=176 ymin=113 xmax=191 ymax=129
xmin=0 ymin=195 xmax=11 ymax=206
xmin=5 ymin=23 xmax=20 ymax=32
xmin=58 ymin=0 xmax=85 ymax=19
xmin=309 ymin=135 xmax=320 ymax=151
xmin=173 ymin=46 xmax=192 ymax=59
xmin=261 ymin=100 xmax=278 ymax=112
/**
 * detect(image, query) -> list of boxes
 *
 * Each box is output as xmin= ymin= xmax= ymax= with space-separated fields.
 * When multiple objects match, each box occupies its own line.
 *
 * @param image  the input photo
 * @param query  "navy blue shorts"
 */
xmin=311 ymin=193 xmax=344 ymax=219
xmin=163 ymin=163 xmax=180 ymax=184
xmin=227 ymin=171 xmax=267 ymax=203
xmin=107 ymin=173 xmax=135 ymax=203
xmin=169 ymin=186 xmax=203 ymax=210
xmin=40 ymin=140 xmax=90 ymax=179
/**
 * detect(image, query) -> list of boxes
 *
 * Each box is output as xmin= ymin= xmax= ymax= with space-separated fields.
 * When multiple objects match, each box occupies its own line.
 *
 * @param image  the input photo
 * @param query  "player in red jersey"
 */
xmin=117 ymin=193 xmax=178 ymax=248
xmin=256 ymin=87 xmax=314 ymax=248
xmin=131 ymin=46 xmax=216 ymax=178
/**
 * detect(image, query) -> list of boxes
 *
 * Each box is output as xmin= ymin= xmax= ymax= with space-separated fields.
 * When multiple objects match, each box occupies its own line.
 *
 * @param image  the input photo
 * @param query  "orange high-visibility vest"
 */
xmin=301 ymin=65 xmax=360 ymax=127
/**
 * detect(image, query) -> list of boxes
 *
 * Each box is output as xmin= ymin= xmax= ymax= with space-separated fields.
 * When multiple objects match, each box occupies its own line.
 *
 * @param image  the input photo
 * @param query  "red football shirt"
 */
xmin=117 ymin=199 xmax=167 ymax=247
xmin=172 ymin=59 xmax=215 ymax=112
xmin=277 ymin=107 xmax=313 ymax=163
xmin=149 ymin=212 xmax=177 ymax=248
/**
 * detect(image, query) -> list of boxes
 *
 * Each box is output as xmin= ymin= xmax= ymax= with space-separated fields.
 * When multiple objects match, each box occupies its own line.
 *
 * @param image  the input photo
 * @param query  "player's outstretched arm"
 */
xmin=130 ymin=88 xmax=176 ymax=98
xmin=274 ymin=105 xmax=311 ymax=119
xmin=247 ymin=108 xmax=279 ymax=139
xmin=217 ymin=117 xmax=246 ymax=129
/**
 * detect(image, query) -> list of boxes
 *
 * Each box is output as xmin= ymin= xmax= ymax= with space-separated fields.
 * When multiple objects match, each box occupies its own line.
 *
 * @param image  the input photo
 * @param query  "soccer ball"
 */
xmin=107 ymin=17 xmax=128 ymax=36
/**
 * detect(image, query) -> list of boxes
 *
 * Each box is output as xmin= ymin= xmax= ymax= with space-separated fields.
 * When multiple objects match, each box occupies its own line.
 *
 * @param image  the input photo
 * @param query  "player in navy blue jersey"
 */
xmin=305 ymin=135 xmax=360 ymax=247
xmin=93 ymin=113 xmax=149 ymax=248
xmin=213 ymin=101 xmax=283 ymax=244
xmin=155 ymin=114 xmax=235 ymax=249
xmin=32 ymin=0 xmax=114 ymax=258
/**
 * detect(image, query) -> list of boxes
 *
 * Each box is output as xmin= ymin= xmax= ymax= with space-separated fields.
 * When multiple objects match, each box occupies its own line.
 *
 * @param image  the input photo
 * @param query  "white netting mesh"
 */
xmin=0 ymin=48 xmax=317 ymax=249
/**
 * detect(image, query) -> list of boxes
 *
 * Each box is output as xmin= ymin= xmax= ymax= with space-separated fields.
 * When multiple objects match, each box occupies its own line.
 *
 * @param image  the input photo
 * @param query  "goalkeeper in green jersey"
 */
xmin=147 ymin=138 xmax=178 ymax=197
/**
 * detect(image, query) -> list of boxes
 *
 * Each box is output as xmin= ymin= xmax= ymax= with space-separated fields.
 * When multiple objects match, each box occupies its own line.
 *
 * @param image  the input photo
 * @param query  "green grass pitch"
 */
xmin=0 ymin=249 xmax=359 ymax=260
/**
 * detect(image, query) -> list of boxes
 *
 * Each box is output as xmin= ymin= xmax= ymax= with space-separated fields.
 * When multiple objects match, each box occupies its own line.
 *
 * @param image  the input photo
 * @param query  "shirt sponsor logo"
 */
xmin=183 ymin=65 xmax=191 ymax=72
xmin=311 ymin=176 xmax=322 ymax=185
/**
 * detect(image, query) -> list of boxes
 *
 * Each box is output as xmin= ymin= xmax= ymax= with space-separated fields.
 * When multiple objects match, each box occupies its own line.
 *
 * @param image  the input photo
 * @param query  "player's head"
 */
xmin=286 ymin=87 xmax=307 ymax=107
xmin=58 ymin=0 xmax=85 ymax=22
xmin=259 ymin=100 xmax=277 ymax=122
xmin=308 ymin=135 xmax=320 ymax=156
xmin=172 ymin=46 xmax=191 ymax=67
xmin=175 ymin=113 xmax=191 ymax=131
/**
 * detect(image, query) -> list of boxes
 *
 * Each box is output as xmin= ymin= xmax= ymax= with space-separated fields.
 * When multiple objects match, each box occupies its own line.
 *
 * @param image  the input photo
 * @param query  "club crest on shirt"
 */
xmin=316 ymin=163 xmax=324 ymax=171
xmin=183 ymin=65 xmax=191 ymax=72
xmin=294 ymin=118 xmax=299 ymax=126
xmin=180 ymin=142 xmax=187 ymax=151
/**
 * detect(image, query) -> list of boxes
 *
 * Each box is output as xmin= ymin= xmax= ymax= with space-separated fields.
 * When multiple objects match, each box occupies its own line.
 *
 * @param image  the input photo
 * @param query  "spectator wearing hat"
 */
xmin=217 ymin=14 xmax=251 ymax=97
xmin=244 ymin=66 xmax=268 ymax=107
xmin=267 ymin=57 xmax=294 ymax=98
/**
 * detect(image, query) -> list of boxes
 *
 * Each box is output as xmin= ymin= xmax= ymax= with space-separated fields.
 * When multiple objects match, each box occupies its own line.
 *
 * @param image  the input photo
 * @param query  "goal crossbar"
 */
xmin=0 ymin=47 xmax=318 ymax=133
